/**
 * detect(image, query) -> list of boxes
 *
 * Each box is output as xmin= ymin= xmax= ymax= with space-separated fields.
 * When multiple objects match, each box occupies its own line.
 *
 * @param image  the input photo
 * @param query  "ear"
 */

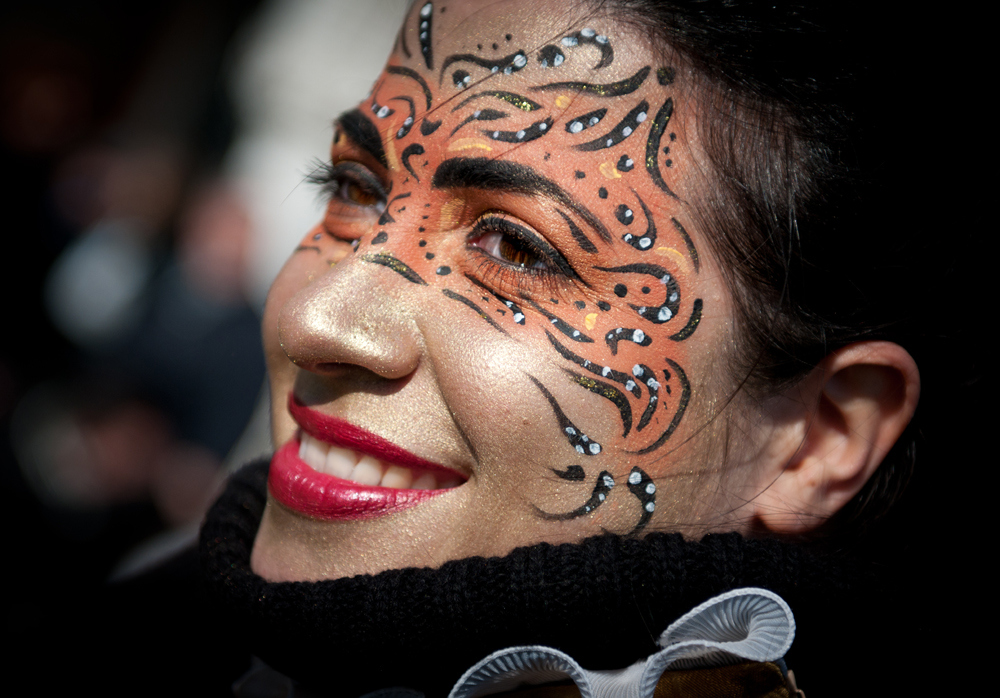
xmin=751 ymin=341 xmax=920 ymax=534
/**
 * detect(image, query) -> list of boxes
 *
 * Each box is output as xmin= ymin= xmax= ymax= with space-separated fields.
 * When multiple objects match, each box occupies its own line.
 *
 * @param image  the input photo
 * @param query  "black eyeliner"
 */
xmin=468 ymin=215 xmax=580 ymax=281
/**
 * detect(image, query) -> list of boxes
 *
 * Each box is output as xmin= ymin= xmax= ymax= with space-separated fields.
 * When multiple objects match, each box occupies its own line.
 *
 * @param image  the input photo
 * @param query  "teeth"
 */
xmin=411 ymin=473 xmax=438 ymax=490
xmin=325 ymin=446 xmax=356 ymax=479
xmin=298 ymin=432 xmax=457 ymax=491
xmin=381 ymin=465 xmax=413 ymax=489
xmin=352 ymin=455 xmax=384 ymax=486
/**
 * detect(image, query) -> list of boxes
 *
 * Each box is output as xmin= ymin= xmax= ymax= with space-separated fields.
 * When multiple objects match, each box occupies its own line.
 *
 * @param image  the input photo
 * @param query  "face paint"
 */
xmin=254 ymin=0 xmax=734 ymax=582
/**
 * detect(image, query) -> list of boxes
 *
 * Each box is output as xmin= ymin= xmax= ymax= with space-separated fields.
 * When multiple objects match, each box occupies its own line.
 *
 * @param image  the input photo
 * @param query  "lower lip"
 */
xmin=268 ymin=438 xmax=454 ymax=521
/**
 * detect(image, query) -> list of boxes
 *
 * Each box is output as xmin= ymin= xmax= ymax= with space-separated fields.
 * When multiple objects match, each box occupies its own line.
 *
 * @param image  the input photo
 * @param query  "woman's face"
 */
xmin=252 ymin=0 xmax=737 ymax=582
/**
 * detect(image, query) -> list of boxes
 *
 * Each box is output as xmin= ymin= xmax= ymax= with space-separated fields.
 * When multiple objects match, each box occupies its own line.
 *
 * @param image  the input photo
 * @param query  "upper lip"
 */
xmin=287 ymin=393 xmax=468 ymax=480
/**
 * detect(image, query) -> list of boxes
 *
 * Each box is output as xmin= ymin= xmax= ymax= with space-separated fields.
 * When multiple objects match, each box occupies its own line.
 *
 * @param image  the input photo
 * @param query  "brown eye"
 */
xmin=345 ymin=182 xmax=382 ymax=207
xmin=498 ymin=236 xmax=543 ymax=268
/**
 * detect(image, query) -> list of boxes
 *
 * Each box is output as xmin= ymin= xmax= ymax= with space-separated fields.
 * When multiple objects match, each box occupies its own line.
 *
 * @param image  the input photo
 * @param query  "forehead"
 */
xmin=344 ymin=0 xmax=682 ymax=206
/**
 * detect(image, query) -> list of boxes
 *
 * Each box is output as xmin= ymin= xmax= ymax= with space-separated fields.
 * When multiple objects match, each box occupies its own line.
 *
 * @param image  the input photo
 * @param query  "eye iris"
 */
xmin=346 ymin=183 xmax=379 ymax=206
xmin=499 ymin=236 xmax=540 ymax=268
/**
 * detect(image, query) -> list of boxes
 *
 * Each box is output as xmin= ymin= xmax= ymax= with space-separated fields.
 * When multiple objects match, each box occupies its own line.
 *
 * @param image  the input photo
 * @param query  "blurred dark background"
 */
xmin=0 ymin=0 xmax=267 ymax=683
xmin=0 ymin=0 xmax=989 ymax=695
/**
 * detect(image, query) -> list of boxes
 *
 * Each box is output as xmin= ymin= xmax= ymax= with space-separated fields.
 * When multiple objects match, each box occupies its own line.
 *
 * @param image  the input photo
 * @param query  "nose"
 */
xmin=276 ymin=256 xmax=423 ymax=379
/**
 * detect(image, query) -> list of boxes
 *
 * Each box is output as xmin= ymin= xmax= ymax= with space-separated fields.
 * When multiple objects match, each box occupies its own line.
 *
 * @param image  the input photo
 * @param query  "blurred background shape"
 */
xmin=1 ymin=0 xmax=403 ymax=661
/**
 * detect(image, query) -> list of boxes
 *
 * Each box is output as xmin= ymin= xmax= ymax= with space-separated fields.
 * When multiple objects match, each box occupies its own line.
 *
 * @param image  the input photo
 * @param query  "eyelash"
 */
xmin=307 ymin=160 xmax=387 ymax=214
xmin=307 ymin=160 xmax=580 ymax=295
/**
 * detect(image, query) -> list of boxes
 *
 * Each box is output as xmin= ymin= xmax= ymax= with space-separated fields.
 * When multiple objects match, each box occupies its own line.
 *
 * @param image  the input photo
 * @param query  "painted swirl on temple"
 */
xmin=630 ymin=358 xmax=690 ymax=454
xmin=645 ymin=98 xmax=678 ymax=198
xmin=531 ymin=65 xmax=650 ymax=97
xmin=575 ymin=101 xmax=648 ymax=151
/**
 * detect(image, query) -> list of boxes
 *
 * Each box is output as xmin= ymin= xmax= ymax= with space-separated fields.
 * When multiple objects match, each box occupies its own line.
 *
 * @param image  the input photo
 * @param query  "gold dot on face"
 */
xmin=448 ymin=137 xmax=494 ymax=152
xmin=554 ymin=94 xmax=571 ymax=109
xmin=599 ymin=162 xmax=622 ymax=179
xmin=655 ymin=247 xmax=690 ymax=275
xmin=584 ymin=313 xmax=598 ymax=330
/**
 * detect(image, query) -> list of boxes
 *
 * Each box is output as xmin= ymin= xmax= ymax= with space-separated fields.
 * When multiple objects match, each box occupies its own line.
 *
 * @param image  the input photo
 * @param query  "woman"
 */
xmin=202 ymin=0 xmax=924 ymax=695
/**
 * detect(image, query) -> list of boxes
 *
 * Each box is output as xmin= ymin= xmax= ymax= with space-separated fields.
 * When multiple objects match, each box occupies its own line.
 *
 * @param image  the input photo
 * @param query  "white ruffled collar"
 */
xmin=447 ymin=587 xmax=795 ymax=698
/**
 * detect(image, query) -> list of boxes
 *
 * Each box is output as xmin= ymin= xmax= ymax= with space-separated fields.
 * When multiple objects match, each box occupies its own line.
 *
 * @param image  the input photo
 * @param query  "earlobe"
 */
xmin=752 ymin=341 xmax=920 ymax=534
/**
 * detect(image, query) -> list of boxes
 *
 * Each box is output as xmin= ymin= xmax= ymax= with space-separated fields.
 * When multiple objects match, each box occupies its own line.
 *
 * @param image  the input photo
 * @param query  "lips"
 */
xmin=268 ymin=394 xmax=466 ymax=520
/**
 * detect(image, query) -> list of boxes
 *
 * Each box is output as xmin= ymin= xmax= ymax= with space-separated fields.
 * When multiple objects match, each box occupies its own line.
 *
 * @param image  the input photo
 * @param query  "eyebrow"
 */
xmin=335 ymin=109 xmax=388 ymax=169
xmin=431 ymin=157 xmax=611 ymax=242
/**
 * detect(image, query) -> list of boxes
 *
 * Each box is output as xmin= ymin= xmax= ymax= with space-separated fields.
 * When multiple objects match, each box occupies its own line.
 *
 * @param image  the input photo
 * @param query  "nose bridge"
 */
xmin=277 ymin=251 xmax=423 ymax=378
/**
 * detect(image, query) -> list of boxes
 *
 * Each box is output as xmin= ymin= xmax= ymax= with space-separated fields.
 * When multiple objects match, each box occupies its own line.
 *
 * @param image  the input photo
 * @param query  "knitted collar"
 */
xmin=201 ymin=460 xmax=851 ymax=697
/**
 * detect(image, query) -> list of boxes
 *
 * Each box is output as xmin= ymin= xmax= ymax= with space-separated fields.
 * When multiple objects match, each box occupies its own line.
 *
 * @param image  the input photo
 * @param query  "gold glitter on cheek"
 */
xmin=554 ymin=94 xmax=571 ymax=109
xmin=448 ymin=137 xmax=494 ymax=152
xmin=439 ymin=196 xmax=466 ymax=229
xmin=584 ymin=312 xmax=597 ymax=330
xmin=383 ymin=128 xmax=400 ymax=171
xmin=599 ymin=161 xmax=622 ymax=179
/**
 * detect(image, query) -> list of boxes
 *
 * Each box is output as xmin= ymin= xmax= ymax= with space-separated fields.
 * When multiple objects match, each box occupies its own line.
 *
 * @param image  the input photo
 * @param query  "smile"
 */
xmin=267 ymin=394 xmax=466 ymax=520
xmin=297 ymin=432 xmax=462 ymax=490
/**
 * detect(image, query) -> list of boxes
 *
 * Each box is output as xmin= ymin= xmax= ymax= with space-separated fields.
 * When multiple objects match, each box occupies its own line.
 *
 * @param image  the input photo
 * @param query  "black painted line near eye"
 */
xmin=633 ymin=364 xmax=660 ymax=432
xmin=418 ymin=2 xmax=434 ymax=70
xmin=338 ymin=109 xmax=388 ymax=169
xmin=450 ymin=108 xmax=508 ymax=137
xmin=534 ymin=470 xmax=615 ymax=521
xmin=552 ymin=464 xmax=585 ymax=481
xmin=565 ymin=108 xmax=607 ymax=135
xmin=669 ymin=298 xmax=702 ymax=341
xmin=604 ymin=327 xmax=651 ymax=356
xmin=528 ymin=374 xmax=603 ymax=456
xmin=452 ymin=90 xmax=541 ymax=113
xmin=485 ymin=117 xmax=553 ymax=144
xmin=556 ymin=210 xmax=597 ymax=254
xmin=420 ymin=119 xmax=442 ymax=136
xmin=645 ymin=98 xmax=678 ymax=199
xmin=629 ymin=358 xmax=689 ymax=455
xmin=387 ymin=66 xmax=434 ymax=110
xmin=377 ymin=192 xmax=411 ymax=225
xmin=463 ymin=273 xmax=526 ymax=324
xmin=528 ymin=301 xmax=593 ymax=343
xmin=566 ymin=370 xmax=633 ymax=438
xmin=671 ymin=217 xmax=700 ymax=273
xmin=560 ymin=29 xmax=614 ymax=70
xmin=625 ymin=466 xmax=656 ymax=535
xmin=362 ymin=252 xmax=427 ymax=285
xmin=442 ymin=289 xmax=509 ymax=335
xmin=401 ymin=144 xmax=425 ymax=182
xmin=546 ymin=331 xmax=640 ymax=398
xmin=531 ymin=65 xmax=650 ymax=97
xmin=390 ymin=96 xmax=417 ymax=139
xmin=294 ymin=245 xmax=321 ymax=254
xmin=594 ymin=263 xmax=681 ymax=324
xmin=440 ymin=50 xmax=528 ymax=85
xmin=621 ymin=190 xmax=657 ymax=251
xmin=575 ymin=101 xmax=648 ymax=152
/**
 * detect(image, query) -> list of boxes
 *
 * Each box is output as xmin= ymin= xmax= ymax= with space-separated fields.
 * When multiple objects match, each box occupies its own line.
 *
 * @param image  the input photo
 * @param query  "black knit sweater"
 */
xmin=199 ymin=460 xmax=858 ymax=697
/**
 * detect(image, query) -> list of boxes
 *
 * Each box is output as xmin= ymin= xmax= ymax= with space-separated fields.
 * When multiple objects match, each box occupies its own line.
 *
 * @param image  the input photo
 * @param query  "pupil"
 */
xmin=347 ymin=183 xmax=378 ymax=206
xmin=498 ymin=236 xmax=539 ymax=268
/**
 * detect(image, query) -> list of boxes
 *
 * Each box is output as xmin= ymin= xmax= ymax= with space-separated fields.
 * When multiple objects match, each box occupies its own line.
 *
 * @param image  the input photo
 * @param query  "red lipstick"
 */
xmin=268 ymin=394 xmax=464 ymax=520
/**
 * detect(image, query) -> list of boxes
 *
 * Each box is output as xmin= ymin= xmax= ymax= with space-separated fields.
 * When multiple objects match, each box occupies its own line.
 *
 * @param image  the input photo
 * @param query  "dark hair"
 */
xmin=586 ymin=0 xmax=928 ymax=533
